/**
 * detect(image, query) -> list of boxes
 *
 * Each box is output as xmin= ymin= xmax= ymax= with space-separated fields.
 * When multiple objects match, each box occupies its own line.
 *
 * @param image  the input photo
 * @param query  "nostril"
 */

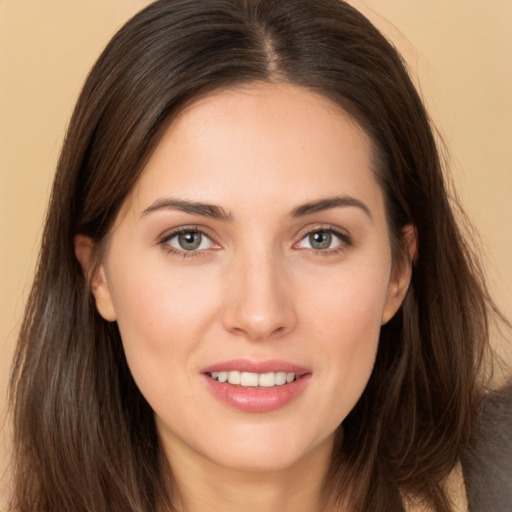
xmin=221 ymin=277 xmax=298 ymax=340
xmin=226 ymin=322 xmax=289 ymax=341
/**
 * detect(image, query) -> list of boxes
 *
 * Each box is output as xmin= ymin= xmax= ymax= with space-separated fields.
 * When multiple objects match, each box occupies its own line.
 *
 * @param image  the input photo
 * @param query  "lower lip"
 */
xmin=203 ymin=374 xmax=311 ymax=413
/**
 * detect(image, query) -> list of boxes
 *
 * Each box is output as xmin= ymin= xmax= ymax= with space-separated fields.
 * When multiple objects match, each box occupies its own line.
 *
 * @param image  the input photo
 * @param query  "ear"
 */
xmin=74 ymin=234 xmax=117 ymax=322
xmin=381 ymin=224 xmax=417 ymax=325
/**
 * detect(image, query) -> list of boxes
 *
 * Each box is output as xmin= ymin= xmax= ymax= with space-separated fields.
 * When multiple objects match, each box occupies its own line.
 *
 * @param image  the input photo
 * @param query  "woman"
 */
xmin=7 ymin=0 xmax=509 ymax=510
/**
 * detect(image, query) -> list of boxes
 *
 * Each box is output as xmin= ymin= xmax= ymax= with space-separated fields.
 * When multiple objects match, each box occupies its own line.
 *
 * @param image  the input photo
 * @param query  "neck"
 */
xmin=162 ymin=434 xmax=336 ymax=512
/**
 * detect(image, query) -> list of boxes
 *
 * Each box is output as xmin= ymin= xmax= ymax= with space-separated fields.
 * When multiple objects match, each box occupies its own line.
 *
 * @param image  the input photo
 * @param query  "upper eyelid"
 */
xmin=158 ymin=225 xmax=216 ymax=243
xmin=157 ymin=223 xmax=351 ymax=249
xmin=293 ymin=223 xmax=351 ymax=241
xmin=158 ymin=227 xmax=221 ymax=257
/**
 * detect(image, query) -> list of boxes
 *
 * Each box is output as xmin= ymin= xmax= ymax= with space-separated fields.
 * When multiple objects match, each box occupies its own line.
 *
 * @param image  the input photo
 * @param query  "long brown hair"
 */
xmin=9 ymin=0 xmax=504 ymax=510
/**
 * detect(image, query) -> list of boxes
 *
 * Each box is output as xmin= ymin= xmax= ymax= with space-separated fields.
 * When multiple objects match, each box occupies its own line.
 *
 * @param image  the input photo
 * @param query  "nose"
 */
xmin=222 ymin=251 xmax=297 ymax=341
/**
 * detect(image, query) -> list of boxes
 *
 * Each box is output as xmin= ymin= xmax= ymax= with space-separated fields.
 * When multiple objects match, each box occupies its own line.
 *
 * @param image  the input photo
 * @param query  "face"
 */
xmin=85 ymin=83 xmax=412 ymax=474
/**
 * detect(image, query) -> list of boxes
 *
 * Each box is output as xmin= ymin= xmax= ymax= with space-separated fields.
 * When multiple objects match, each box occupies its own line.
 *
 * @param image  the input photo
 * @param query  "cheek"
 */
xmin=106 ymin=260 xmax=221 ymax=392
xmin=302 ymin=261 xmax=390 ymax=342
xmin=299 ymin=265 xmax=389 ymax=420
xmin=110 ymin=254 xmax=217 ymax=336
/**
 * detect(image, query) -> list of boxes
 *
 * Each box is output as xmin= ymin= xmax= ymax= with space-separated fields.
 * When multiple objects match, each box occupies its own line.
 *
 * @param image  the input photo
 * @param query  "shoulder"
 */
xmin=443 ymin=463 xmax=469 ymax=512
xmin=404 ymin=464 xmax=469 ymax=512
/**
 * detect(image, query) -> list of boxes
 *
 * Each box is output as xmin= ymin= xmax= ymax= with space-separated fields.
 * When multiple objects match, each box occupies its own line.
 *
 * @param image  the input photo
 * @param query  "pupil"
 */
xmin=179 ymin=231 xmax=201 ymax=250
xmin=310 ymin=231 xmax=331 ymax=250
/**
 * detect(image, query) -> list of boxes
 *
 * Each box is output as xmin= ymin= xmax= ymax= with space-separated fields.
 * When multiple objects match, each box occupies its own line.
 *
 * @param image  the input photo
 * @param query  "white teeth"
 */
xmin=275 ymin=371 xmax=287 ymax=385
xmin=258 ymin=372 xmax=276 ymax=387
xmin=210 ymin=371 xmax=297 ymax=387
xmin=240 ymin=372 xmax=259 ymax=387
xmin=227 ymin=371 xmax=241 ymax=385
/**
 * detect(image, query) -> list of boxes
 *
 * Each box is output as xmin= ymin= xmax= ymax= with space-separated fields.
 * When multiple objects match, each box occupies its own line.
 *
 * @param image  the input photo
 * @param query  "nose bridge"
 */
xmin=222 ymin=242 xmax=296 ymax=340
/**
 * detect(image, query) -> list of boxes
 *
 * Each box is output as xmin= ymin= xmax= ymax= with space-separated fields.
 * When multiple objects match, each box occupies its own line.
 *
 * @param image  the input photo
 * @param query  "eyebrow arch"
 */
xmin=142 ymin=198 xmax=232 ymax=221
xmin=290 ymin=195 xmax=372 ymax=219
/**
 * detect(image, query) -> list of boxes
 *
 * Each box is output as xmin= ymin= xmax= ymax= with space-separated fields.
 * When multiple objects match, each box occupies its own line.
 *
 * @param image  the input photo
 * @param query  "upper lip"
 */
xmin=201 ymin=359 xmax=311 ymax=375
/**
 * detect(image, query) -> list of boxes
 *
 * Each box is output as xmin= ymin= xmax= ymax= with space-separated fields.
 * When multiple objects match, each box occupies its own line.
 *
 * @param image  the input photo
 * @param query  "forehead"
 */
xmin=124 ymin=82 xmax=384 ymax=220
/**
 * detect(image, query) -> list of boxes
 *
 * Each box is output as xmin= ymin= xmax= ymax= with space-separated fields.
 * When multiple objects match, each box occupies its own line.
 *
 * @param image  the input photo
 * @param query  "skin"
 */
xmin=76 ymin=82 xmax=414 ymax=512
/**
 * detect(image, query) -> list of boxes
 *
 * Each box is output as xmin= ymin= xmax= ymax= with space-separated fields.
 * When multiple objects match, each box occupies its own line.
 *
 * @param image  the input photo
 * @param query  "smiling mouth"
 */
xmin=207 ymin=371 xmax=300 ymax=388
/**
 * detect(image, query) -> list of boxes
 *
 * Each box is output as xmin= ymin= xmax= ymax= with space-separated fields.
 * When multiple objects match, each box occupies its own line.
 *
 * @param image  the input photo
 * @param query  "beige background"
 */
xmin=1 ymin=0 xmax=511 ymax=499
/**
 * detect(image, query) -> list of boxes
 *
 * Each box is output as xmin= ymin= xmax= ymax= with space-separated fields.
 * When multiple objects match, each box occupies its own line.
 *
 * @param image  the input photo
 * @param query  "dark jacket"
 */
xmin=461 ymin=383 xmax=512 ymax=512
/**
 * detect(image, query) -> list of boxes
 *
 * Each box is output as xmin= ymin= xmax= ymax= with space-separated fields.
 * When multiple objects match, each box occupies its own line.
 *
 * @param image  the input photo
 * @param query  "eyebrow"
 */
xmin=290 ymin=195 xmax=372 ymax=219
xmin=142 ymin=198 xmax=232 ymax=221
xmin=141 ymin=194 xmax=371 ymax=221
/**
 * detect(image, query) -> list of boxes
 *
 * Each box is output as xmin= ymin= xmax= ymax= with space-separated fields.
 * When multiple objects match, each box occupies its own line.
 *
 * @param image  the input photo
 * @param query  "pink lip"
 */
xmin=201 ymin=359 xmax=310 ymax=375
xmin=201 ymin=359 xmax=312 ymax=413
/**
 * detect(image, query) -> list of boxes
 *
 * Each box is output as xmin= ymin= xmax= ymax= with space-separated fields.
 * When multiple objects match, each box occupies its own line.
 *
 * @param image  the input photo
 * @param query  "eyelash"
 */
xmin=294 ymin=226 xmax=352 ymax=256
xmin=159 ymin=226 xmax=219 ymax=259
xmin=158 ymin=225 xmax=352 ymax=258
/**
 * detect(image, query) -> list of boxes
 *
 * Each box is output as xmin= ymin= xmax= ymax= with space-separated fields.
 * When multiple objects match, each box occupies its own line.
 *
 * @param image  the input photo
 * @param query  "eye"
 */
xmin=295 ymin=228 xmax=350 ymax=252
xmin=162 ymin=228 xmax=216 ymax=253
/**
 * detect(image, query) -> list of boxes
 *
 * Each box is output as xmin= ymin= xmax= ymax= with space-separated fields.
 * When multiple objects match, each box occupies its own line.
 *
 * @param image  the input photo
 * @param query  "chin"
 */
xmin=197 ymin=426 xmax=334 ymax=474
xmin=207 ymin=450 xmax=306 ymax=474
